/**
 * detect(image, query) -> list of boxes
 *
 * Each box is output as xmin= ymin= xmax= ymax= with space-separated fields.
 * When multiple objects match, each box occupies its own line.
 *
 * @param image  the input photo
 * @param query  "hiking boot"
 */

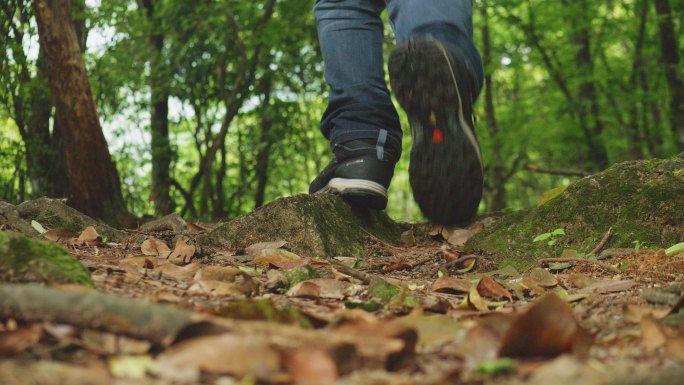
xmin=388 ymin=38 xmax=484 ymax=226
xmin=309 ymin=140 xmax=398 ymax=210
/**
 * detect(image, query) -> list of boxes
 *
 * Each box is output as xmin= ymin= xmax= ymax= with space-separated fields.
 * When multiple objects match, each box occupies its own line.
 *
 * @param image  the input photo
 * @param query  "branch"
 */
xmin=524 ymin=165 xmax=591 ymax=177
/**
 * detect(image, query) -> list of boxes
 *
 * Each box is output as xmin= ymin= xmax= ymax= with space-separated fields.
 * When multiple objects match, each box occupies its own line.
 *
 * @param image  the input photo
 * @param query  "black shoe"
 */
xmin=389 ymin=38 xmax=484 ymax=226
xmin=309 ymin=140 xmax=398 ymax=210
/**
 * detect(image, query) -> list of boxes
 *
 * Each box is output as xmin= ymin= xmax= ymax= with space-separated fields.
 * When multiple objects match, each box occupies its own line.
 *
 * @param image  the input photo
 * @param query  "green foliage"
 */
xmin=533 ymin=228 xmax=566 ymax=246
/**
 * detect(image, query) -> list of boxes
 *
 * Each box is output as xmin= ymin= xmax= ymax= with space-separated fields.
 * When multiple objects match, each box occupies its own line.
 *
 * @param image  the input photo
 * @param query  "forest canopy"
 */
xmin=1 ymin=0 xmax=683 ymax=223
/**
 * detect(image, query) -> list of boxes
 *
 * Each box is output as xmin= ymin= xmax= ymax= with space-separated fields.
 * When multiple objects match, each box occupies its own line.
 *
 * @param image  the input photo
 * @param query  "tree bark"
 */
xmin=139 ymin=0 xmax=173 ymax=215
xmin=480 ymin=3 xmax=506 ymax=212
xmin=254 ymin=74 xmax=274 ymax=209
xmin=653 ymin=0 xmax=684 ymax=151
xmin=568 ymin=0 xmax=609 ymax=169
xmin=33 ymin=0 xmax=131 ymax=226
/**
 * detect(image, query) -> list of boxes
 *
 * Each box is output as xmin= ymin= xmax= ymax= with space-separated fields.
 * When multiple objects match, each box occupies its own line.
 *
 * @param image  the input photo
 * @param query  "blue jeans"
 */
xmin=314 ymin=0 xmax=483 ymax=156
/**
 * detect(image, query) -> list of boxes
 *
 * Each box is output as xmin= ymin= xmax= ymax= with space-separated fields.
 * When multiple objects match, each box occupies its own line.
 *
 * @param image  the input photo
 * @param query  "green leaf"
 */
xmin=31 ymin=220 xmax=47 ymax=234
xmin=408 ymin=283 xmax=418 ymax=291
xmin=551 ymin=228 xmax=566 ymax=236
xmin=476 ymin=358 xmax=516 ymax=376
xmin=547 ymin=239 xmax=557 ymax=246
xmin=437 ymin=270 xmax=445 ymax=278
xmin=665 ymin=243 xmax=684 ymax=256
xmin=352 ymin=259 xmax=362 ymax=269
xmin=533 ymin=233 xmax=552 ymax=242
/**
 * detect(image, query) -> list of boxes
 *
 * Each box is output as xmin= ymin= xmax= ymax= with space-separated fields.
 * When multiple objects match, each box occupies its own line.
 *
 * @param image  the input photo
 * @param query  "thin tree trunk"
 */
xmin=254 ymin=75 xmax=273 ymax=209
xmin=33 ymin=0 xmax=132 ymax=226
xmin=627 ymin=0 xmax=649 ymax=160
xmin=569 ymin=1 xmax=609 ymax=169
xmin=139 ymin=0 xmax=173 ymax=215
xmin=653 ymin=0 xmax=684 ymax=151
xmin=480 ymin=3 xmax=506 ymax=211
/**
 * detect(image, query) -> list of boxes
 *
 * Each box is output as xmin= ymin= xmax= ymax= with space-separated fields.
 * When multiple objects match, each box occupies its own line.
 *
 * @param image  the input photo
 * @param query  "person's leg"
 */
xmin=387 ymin=0 xmax=485 ymax=226
xmin=313 ymin=0 xmax=402 ymax=153
xmin=310 ymin=0 xmax=402 ymax=210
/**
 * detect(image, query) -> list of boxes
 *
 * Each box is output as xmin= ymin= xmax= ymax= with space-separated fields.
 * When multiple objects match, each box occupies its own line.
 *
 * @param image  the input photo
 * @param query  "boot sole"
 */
xmin=389 ymin=39 xmax=483 ymax=226
xmin=318 ymin=178 xmax=388 ymax=210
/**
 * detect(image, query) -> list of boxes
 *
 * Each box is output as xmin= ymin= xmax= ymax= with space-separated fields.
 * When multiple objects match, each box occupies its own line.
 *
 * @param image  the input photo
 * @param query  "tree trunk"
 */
xmin=569 ymin=1 xmax=609 ymax=169
xmin=480 ymin=3 xmax=506 ymax=212
xmin=254 ymin=75 xmax=273 ymax=209
xmin=139 ymin=0 xmax=173 ymax=215
xmin=653 ymin=0 xmax=684 ymax=151
xmin=627 ymin=0 xmax=648 ymax=160
xmin=33 ymin=0 xmax=131 ymax=226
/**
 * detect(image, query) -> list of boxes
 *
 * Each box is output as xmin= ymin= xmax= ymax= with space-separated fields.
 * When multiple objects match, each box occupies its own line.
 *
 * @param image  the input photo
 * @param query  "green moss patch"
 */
xmin=467 ymin=155 xmax=684 ymax=271
xmin=0 ymin=231 xmax=93 ymax=287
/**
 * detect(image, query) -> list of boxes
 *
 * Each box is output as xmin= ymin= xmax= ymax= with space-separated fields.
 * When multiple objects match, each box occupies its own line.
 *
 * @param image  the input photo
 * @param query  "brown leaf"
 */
xmin=187 ymin=222 xmax=207 ymax=232
xmin=43 ymin=228 xmax=79 ymax=243
xmin=666 ymin=336 xmax=684 ymax=362
xmin=431 ymin=276 xmax=473 ymax=294
xmin=141 ymin=238 xmax=171 ymax=258
xmin=192 ymin=266 xmax=257 ymax=296
xmin=168 ymin=239 xmax=196 ymax=264
xmin=623 ymin=304 xmax=670 ymax=323
xmin=76 ymin=226 xmax=101 ymax=246
xmin=579 ymin=279 xmax=636 ymax=294
xmin=156 ymin=334 xmax=281 ymax=379
xmin=499 ymin=293 xmax=591 ymax=358
xmin=120 ymin=256 xmax=157 ymax=269
xmin=527 ymin=268 xmax=558 ymax=288
xmin=287 ymin=279 xmax=350 ymax=299
xmin=428 ymin=224 xmax=443 ymax=237
xmin=640 ymin=316 xmax=667 ymax=350
xmin=442 ymin=228 xmax=475 ymax=247
xmin=460 ymin=313 xmax=514 ymax=367
xmin=0 ymin=327 xmax=42 ymax=355
xmin=156 ymin=261 xmax=201 ymax=282
xmin=253 ymin=248 xmax=305 ymax=269
xmin=285 ymin=348 xmax=338 ymax=385
xmin=245 ymin=241 xmax=288 ymax=256
xmin=468 ymin=285 xmax=489 ymax=312
xmin=477 ymin=275 xmax=513 ymax=302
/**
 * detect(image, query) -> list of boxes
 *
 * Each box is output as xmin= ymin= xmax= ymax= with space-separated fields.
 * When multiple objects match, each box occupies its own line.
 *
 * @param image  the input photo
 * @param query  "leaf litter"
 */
xmin=5 ymin=220 xmax=684 ymax=385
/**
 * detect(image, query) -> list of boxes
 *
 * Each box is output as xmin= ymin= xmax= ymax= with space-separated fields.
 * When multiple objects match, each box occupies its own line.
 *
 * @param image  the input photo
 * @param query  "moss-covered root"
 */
xmin=197 ymin=193 xmax=400 ymax=258
xmin=467 ymin=155 xmax=684 ymax=271
xmin=0 ymin=231 xmax=93 ymax=287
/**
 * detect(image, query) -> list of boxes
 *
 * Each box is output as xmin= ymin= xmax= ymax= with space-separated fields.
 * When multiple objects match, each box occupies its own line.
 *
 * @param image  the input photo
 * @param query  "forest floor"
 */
xmin=2 ymin=215 xmax=684 ymax=385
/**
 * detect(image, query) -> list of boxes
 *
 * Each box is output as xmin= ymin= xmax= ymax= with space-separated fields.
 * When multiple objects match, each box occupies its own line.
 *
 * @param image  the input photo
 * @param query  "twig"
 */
xmin=524 ymin=165 xmax=591 ymax=177
xmin=329 ymin=260 xmax=372 ymax=284
xmin=539 ymin=257 xmax=621 ymax=274
xmin=590 ymin=227 xmax=613 ymax=255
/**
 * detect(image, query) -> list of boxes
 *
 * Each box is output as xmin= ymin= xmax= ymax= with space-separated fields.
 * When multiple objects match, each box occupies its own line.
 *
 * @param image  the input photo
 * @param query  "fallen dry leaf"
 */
xmin=141 ymin=238 xmax=171 ymax=259
xmin=192 ymin=266 xmax=257 ymax=296
xmin=189 ymin=280 xmax=251 ymax=297
xmin=623 ymin=304 xmax=670 ymax=323
xmin=156 ymin=334 xmax=281 ymax=380
xmin=499 ymin=294 xmax=592 ymax=358
xmin=43 ymin=228 xmax=78 ymax=243
xmin=579 ymin=279 xmax=636 ymax=294
xmin=477 ymin=275 xmax=513 ymax=302
xmin=187 ymin=222 xmax=207 ymax=232
xmin=666 ymin=336 xmax=684 ymax=362
xmin=285 ymin=348 xmax=338 ymax=385
xmin=245 ymin=241 xmax=288 ymax=256
xmin=467 ymin=285 xmax=489 ymax=312
xmin=0 ymin=327 xmax=42 ymax=355
xmin=76 ymin=226 xmax=101 ymax=246
xmin=640 ymin=316 xmax=667 ymax=350
xmin=431 ymin=276 xmax=473 ymax=294
xmin=527 ymin=268 xmax=558 ymax=288
xmin=156 ymin=261 xmax=201 ymax=282
xmin=254 ymin=248 xmax=307 ymax=269
xmin=443 ymin=228 xmax=475 ymax=247
xmin=120 ymin=256 xmax=157 ymax=269
xmin=168 ymin=239 xmax=196 ymax=264
xmin=287 ymin=279 xmax=350 ymax=299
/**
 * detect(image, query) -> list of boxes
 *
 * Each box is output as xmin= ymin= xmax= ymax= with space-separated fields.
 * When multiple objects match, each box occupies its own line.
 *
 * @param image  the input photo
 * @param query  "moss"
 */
xmin=0 ymin=231 xmax=93 ymax=287
xmin=198 ymin=193 xmax=400 ymax=258
xmin=468 ymin=156 xmax=684 ymax=271
xmin=217 ymin=299 xmax=313 ymax=328
xmin=283 ymin=265 xmax=318 ymax=287
xmin=368 ymin=279 xmax=400 ymax=302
